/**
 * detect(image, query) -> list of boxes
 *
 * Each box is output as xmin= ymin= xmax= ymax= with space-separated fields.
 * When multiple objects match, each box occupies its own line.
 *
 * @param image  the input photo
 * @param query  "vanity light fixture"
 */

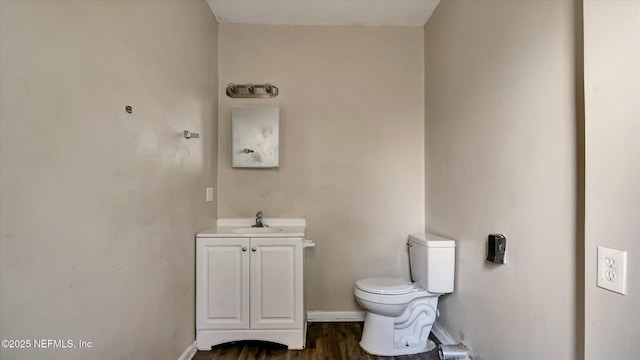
xmin=226 ymin=83 xmax=279 ymax=98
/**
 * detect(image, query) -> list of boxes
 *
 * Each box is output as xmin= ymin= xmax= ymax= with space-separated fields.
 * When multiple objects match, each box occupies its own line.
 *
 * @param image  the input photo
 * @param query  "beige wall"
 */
xmin=217 ymin=24 xmax=425 ymax=311
xmin=0 ymin=1 xmax=218 ymax=359
xmin=424 ymin=1 xmax=578 ymax=358
xmin=584 ymin=1 xmax=640 ymax=359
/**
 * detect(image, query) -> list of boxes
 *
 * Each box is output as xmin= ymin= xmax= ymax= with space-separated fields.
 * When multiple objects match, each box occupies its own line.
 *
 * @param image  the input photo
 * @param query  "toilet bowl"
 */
xmin=353 ymin=234 xmax=455 ymax=356
xmin=354 ymin=277 xmax=440 ymax=356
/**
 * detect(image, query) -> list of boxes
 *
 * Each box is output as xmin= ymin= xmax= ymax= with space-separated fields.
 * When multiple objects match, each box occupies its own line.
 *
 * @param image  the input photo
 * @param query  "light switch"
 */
xmin=206 ymin=187 xmax=214 ymax=202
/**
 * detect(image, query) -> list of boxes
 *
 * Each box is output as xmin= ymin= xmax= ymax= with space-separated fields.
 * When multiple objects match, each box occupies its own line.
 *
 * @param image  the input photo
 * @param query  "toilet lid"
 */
xmin=355 ymin=277 xmax=414 ymax=295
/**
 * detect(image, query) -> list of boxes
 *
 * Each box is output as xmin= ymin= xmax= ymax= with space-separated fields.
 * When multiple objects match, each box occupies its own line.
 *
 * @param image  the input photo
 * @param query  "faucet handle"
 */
xmin=256 ymin=211 xmax=263 ymax=219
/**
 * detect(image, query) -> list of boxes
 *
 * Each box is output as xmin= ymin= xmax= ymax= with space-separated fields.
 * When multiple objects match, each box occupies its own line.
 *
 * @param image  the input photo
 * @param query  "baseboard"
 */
xmin=306 ymin=311 xmax=366 ymax=322
xmin=431 ymin=322 xmax=457 ymax=345
xmin=177 ymin=340 xmax=197 ymax=360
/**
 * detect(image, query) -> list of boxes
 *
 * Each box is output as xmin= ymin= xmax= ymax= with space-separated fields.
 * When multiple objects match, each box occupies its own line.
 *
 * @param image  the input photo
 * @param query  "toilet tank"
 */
xmin=408 ymin=233 xmax=455 ymax=294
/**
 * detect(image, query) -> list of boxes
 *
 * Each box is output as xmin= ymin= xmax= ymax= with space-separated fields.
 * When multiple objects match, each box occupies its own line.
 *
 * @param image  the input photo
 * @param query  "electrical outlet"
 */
xmin=206 ymin=187 xmax=214 ymax=202
xmin=597 ymin=246 xmax=627 ymax=295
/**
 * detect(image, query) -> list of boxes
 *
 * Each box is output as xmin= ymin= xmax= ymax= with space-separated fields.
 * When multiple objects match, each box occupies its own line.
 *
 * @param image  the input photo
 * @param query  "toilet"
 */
xmin=354 ymin=233 xmax=455 ymax=356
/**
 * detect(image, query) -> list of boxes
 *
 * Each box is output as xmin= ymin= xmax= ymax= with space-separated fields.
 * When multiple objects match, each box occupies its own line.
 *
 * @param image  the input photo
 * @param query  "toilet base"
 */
xmin=359 ymin=297 xmax=439 ymax=356
xmin=361 ymin=337 xmax=436 ymax=357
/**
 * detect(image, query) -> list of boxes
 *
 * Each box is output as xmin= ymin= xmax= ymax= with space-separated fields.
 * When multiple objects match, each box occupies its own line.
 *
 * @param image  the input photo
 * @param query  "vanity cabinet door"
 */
xmin=249 ymin=238 xmax=303 ymax=330
xmin=196 ymin=238 xmax=250 ymax=330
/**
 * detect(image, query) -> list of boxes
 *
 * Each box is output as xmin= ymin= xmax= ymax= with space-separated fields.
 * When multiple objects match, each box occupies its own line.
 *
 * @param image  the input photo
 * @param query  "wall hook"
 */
xmin=184 ymin=130 xmax=200 ymax=139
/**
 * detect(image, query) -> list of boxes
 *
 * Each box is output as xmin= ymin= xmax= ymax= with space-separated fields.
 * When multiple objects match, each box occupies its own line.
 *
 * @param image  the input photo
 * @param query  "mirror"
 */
xmin=232 ymin=106 xmax=280 ymax=168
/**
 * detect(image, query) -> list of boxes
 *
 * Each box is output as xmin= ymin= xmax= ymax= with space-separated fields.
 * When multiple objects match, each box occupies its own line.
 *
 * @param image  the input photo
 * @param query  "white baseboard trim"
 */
xmin=306 ymin=311 xmax=366 ymax=322
xmin=431 ymin=322 xmax=457 ymax=345
xmin=177 ymin=340 xmax=197 ymax=360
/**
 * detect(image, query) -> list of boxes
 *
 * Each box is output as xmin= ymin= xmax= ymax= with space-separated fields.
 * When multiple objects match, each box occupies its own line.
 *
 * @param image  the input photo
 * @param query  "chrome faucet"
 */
xmin=252 ymin=211 xmax=268 ymax=228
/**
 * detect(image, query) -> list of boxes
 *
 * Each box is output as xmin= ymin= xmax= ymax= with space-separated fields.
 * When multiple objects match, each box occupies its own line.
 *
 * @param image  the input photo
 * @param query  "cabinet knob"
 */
xmin=242 ymin=247 xmax=247 ymax=252
xmin=252 ymin=247 xmax=257 ymax=252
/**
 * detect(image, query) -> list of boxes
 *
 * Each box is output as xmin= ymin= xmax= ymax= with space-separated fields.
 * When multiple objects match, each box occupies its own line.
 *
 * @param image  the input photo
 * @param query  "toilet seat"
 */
xmin=355 ymin=277 xmax=438 ymax=306
xmin=355 ymin=277 xmax=414 ymax=295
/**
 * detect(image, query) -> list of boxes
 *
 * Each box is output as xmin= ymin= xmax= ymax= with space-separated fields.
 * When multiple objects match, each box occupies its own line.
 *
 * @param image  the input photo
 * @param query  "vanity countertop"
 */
xmin=197 ymin=218 xmax=306 ymax=238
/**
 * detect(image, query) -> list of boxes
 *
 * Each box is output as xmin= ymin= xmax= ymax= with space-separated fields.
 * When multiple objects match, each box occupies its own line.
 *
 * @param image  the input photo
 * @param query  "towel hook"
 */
xmin=184 ymin=130 xmax=200 ymax=139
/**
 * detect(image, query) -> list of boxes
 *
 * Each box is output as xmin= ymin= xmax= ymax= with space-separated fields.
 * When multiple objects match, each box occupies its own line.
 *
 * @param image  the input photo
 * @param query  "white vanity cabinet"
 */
xmin=195 ymin=218 xmax=312 ymax=351
xmin=196 ymin=237 xmax=250 ymax=330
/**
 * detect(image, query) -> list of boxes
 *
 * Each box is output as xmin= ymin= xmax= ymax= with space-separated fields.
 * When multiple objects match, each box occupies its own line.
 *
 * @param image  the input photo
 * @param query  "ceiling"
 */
xmin=206 ymin=0 xmax=440 ymax=27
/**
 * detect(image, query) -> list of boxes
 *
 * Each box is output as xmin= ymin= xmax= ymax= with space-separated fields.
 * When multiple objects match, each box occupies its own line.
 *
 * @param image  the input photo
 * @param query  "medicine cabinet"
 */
xmin=232 ymin=106 xmax=280 ymax=168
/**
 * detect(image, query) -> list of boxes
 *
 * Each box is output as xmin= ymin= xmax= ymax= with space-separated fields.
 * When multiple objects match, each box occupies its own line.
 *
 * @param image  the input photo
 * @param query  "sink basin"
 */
xmin=231 ymin=227 xmax=285 ymax=234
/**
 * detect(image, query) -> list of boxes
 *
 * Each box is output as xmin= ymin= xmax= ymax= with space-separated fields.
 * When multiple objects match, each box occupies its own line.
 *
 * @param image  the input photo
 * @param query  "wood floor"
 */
xmin=193 ymin=322 xmax=441 ymax=360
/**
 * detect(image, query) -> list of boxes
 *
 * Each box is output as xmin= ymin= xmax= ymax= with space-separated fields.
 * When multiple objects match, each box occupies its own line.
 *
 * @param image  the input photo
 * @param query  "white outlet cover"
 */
xmin=206 ymin=187 xmax=214 ymax=202
xmin=597 ymin=246 xmax=627 ymax=295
